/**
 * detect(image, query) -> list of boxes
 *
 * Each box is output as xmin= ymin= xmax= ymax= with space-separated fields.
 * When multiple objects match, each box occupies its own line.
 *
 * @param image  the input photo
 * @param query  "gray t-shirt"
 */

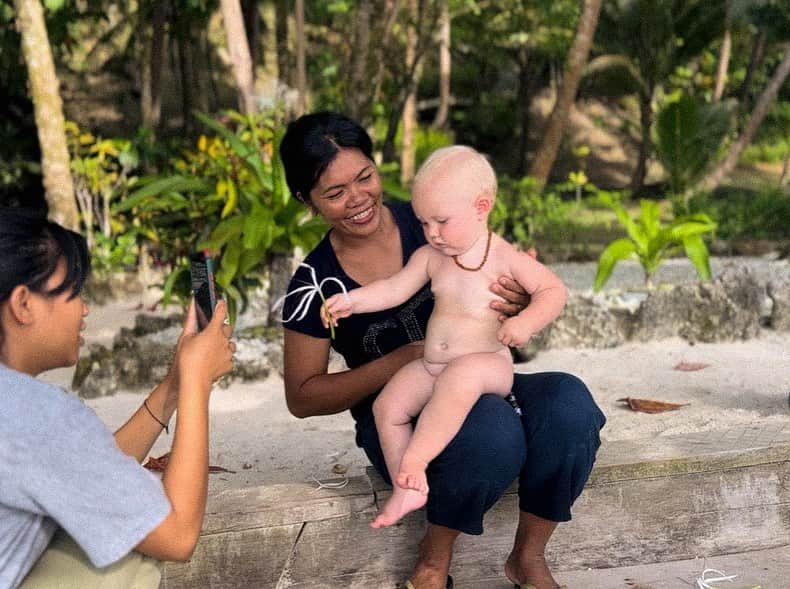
xmin=0 ymin=364 xmax=171 ymax=588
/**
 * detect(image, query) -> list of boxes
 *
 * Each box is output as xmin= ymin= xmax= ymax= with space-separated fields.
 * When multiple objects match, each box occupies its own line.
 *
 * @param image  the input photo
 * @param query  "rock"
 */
xmin=634 ymin=265 xmax=763 ymax=343
xmin=768 ymin=273 xmax=790 ymax=331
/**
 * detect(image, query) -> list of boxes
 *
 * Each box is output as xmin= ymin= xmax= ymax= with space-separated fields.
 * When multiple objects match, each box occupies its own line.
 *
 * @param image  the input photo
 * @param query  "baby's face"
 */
xmin=412 ymin=183 xmax=488 ymax=257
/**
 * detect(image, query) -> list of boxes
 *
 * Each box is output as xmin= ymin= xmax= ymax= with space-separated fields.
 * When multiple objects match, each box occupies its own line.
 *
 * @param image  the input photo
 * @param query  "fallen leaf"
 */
xmin=674 ymin=361 xmax=710 ymax=371
xmin=144 ymin=452 xmax=236 ymax=474
xmin=617 ymin=397 xmax=690 ymax=414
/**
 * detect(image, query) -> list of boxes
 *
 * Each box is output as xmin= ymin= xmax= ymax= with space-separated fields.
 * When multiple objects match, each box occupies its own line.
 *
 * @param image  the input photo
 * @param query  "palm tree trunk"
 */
xmin=713 ymin=27 xmax=731 ymax=102
xmin=220 ymin=0 xmax=256 ymax=114
xmin=294 ymin=0 xmax=307 ymax=116
xmin=400 ymin=0 xmax=420 ymax=185
xmin=698 ymin=46 xmax=790 ymax=193
xmin=141 ymin=0 xmax=165 ymax=132
xmin=347 ymin=0 xmax=372 ymax=122
xmin=738 ymin=30 xmax=766 ymax=109
xmin=630 ymin=91 xmax=652 ymax=194
xmin=528 ymin=0 xmax=602 ymax=191
xmin=14 ymin=0 xmax=78 ymax=230
xmin=431 ymin=0 xmax=451 ymax=129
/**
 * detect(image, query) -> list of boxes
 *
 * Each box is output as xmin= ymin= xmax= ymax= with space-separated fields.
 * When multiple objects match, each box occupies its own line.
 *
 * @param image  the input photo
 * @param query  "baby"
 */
xmin=322 ymin=146 xmax=567 ymax=528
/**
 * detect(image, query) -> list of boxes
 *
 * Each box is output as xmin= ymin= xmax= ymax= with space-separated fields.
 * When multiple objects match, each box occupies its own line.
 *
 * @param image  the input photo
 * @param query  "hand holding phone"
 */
xmin=189 ymin=251 xmax=218 ymax=331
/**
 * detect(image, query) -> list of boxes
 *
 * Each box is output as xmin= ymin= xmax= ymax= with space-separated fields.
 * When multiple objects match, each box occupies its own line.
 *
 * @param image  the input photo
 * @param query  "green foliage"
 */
xmin=654 ymin=91 xmax=734 ymax=196
xmin=688 ymin=185 xmax=790 ymax=241
xmin=66 ymin=122 xmax=142 ymax=278
xmin=593 ymin=193 xmax=716 ymax=291
xmin=490 ymin=176 xmax=571 ymax=249
xmin=120 ymin=109 xmax=326 ymax=320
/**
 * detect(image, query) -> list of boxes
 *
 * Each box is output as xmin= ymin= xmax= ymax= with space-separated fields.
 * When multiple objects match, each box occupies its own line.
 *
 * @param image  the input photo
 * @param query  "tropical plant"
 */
xmin=653 ymin=91 xmax=734 ymax=205
xmin=593 ymin=192 xmax=716 ymax=291
xmin=117 ymin=109 xmax=326 ymax=320
xmin=490 ymin=176 xmax=571 ymax=249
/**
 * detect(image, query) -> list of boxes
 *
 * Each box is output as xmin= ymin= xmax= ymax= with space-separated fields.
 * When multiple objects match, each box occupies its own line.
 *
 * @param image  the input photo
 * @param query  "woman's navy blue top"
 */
xmin=281 ymin=201 xmax=434 ymax=421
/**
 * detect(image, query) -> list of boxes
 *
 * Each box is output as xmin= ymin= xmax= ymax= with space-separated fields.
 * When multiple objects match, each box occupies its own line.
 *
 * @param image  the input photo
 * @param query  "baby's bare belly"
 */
xmin=423 ymin=310 xmax=505 ymax=364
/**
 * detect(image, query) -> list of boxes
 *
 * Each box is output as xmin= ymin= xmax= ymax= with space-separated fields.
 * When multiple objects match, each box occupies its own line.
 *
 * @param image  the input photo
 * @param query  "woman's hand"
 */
xmin=489 ymin=247 xmax=536 ymax=321
xmin=175 ymin=300 xmax=235 ymax=387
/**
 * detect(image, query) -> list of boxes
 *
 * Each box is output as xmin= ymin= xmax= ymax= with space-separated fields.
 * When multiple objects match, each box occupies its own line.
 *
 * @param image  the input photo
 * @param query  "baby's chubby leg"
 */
xmin=371 ymin=359 xmax=436 ymax=528
xmin=402 ymin=350 xmax=514 ymax=483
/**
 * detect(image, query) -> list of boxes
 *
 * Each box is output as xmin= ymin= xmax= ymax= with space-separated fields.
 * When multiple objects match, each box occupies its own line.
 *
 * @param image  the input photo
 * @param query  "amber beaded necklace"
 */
xmin=452 ymin=229 xmax=492 ymax=272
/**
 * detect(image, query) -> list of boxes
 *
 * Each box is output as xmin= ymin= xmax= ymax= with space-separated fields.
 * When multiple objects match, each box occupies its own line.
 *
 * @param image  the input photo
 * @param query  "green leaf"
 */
xmin=594 ymin=238 xmax=636 ymax=292
xmin=216 ymin=241 xmax=241 ymax=288
xmin=683 ymin=234 xmax=712 ymax=281
xmin=115 ymin=176 xmax=209 ymax=213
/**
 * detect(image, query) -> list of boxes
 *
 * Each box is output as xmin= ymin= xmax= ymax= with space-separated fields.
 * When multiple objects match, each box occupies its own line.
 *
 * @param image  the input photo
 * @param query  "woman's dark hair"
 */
xmin=279 ymin=112 xmax=374 ymax=205
xmin=0 ymin=207 xmax=91 ymax=303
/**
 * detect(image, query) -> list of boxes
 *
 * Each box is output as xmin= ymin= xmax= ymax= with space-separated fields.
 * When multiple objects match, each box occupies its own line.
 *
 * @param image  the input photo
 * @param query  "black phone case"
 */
xmin=189 ymin=252 xmax=217 ymax=331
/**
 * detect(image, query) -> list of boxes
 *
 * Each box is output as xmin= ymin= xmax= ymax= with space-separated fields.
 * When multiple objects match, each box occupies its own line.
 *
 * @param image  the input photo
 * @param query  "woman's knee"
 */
xmin=515 ymin=372 xmax=606 ymax=439
xmin=435 ymin=394 xmax=525 ymax=478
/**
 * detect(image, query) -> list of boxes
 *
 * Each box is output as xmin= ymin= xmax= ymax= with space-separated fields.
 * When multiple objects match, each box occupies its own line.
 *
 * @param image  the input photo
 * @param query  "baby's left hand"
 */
xmin=496 ymin=317 xmax=531 ymax=348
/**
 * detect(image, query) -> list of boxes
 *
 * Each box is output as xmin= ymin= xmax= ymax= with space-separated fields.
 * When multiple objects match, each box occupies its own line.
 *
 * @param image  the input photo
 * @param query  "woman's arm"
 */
xmin=134 ymin=301 xmax=234 ymax=562
xmin=113 ymin=377 xmax=178 ymax=463
xmin=283 ymin=328 xmax=423 ymax=418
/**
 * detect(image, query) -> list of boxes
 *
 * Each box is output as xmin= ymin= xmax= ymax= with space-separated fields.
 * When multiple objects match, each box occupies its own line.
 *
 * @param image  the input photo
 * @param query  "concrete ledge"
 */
xmin=162 ymin=425 xmax=790 ymax=588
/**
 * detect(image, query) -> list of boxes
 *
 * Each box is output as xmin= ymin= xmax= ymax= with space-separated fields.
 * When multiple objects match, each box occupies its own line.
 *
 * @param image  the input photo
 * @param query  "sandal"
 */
xmin=404 ymin=575 xmax=453 ymax=589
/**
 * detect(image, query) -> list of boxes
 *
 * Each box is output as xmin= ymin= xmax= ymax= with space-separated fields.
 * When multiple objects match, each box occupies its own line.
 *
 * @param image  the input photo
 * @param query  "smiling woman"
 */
xmin=0 ymin=207 xmax=235 ymax=589
xmin=277 ymin=112 xmax=606 ymax=589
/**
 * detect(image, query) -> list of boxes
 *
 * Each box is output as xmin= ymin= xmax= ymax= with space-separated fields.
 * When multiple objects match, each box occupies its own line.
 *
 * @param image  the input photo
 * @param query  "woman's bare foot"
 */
xmin=395 ymin=453 xmax=429 ymax=493
xmin=504 ymin=551 xmax=561 ymax=589
xmin=370 ymin=486 xmax=427 ymax=528
xmin=408 ymin=524 xmax=458 ymax=589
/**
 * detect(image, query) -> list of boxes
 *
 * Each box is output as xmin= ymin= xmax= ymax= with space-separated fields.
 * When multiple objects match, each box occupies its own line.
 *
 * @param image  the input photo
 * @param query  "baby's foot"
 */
xmin=370 ymin=486 xmax=427 ymax=528
xmin=395 ymin=454 xmax=429 ymax=494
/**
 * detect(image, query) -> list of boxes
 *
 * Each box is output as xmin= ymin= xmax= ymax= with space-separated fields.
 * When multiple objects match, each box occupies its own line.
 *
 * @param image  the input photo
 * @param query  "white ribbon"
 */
xmin=271 ymin=262 xmax=349 ymax=325
xmin=695 ymin=568 xmax=740 ymax=589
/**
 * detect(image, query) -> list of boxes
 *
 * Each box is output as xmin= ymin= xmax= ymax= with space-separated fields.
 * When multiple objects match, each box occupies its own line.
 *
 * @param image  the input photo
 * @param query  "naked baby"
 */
xmin=322 ymin=145 xmax=567 ymax=528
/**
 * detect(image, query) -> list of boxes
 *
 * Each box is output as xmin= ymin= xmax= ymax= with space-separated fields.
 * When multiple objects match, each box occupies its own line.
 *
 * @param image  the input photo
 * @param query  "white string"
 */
xmin=695 ymin=568 xmax=738 ymax=589
xmin=310 ymin=475 xmax=349 ymax=491
xmin=271 ymin=263 xmax=350 ymax=324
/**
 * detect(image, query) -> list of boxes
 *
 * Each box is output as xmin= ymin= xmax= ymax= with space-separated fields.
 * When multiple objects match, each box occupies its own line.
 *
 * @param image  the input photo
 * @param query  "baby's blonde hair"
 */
xmin=413 ymin=145 xmax=497 ymax=202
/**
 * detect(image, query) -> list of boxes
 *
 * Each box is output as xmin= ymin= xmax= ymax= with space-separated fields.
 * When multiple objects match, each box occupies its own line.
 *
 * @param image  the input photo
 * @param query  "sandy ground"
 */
xmin=40 ymin=291 xmax=790 ymax=493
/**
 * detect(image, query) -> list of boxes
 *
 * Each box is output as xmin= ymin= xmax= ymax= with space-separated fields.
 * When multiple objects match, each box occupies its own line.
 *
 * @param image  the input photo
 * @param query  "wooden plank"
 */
xmin=202 ymin=477 xmax=374 ymax=534
xmin=162 ymin=523 xmax=301 ymax=589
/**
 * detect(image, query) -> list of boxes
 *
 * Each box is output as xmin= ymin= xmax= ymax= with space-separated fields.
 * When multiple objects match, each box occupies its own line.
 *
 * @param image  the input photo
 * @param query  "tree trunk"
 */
xmin=630 ymin=90 xmax=653 ymax=194
xmin=294 ymin=0 xmax=307 ymax=116
xmin=697 ymin=46 xmax=790 ymax=193
xmin=370 ymin=0 xmax=398 ymax=119
xmin=347 ymin=0 xmax=372 ymax=122
xmin=14 ymin=0 xmax=78 ymax=230
xmin=514 ymin=51 xmax=532 ymax=176
xmin=220 ymin=0 xmax=256 ymax=114
xmin=528 ymin=0 xmax=602 ymax=191
xmin=275 ymin=0 xmax=292 ymax=88
xmin=141 ymin=0 xmax=165 ymax=132
xmin=400 ymin=0 xmax=420 ymax=185
xmin=739 ymin=30 xmax=766 ymax=108
xmin=176 ymin=16 xmax=194 ymax=135
xmin=242 ymin=0 xmax=260 ymax=71
xmin=431 ymin=0 xmax=450 ymax=129
xmin=713 ymin=27 xmax=731 ymax=102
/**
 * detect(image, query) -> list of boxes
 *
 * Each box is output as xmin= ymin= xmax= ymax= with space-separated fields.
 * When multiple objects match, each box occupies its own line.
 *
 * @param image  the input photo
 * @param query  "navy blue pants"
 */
xmin=355 ymin=371 xmax=606 ymax=535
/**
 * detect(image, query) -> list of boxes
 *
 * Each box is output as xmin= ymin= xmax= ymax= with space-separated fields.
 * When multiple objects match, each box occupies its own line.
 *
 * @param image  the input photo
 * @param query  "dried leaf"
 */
xmin=674 ymin=361 xmax=710 ymax=372
xmin=143 ymin=452 xmax=235 ymax=474
xmin=617 ymin=397 xmax=690 ymax=414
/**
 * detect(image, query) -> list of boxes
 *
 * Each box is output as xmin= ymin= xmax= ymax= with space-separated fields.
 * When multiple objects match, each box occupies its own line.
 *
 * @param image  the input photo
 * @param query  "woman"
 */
xmin=0 ymin=207 xmax=235 ymax=588
xmin=279 ymin=112 xmax=605 ymax=589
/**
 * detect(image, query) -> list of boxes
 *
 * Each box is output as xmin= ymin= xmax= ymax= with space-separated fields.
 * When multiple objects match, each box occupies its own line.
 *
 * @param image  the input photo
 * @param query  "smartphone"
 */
xmin=189 ymin=251 xmax=218 ymax=331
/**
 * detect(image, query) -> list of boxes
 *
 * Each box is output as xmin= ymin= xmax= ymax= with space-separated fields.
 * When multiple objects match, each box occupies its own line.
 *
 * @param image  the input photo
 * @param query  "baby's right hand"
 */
xmin=320 ymin=292 xmax=354 ymax=328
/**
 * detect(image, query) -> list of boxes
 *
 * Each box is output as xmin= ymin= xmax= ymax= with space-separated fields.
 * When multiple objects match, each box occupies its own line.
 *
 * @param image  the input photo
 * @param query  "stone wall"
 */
xmin=73 ymin=263 xmax=790 ymax=397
